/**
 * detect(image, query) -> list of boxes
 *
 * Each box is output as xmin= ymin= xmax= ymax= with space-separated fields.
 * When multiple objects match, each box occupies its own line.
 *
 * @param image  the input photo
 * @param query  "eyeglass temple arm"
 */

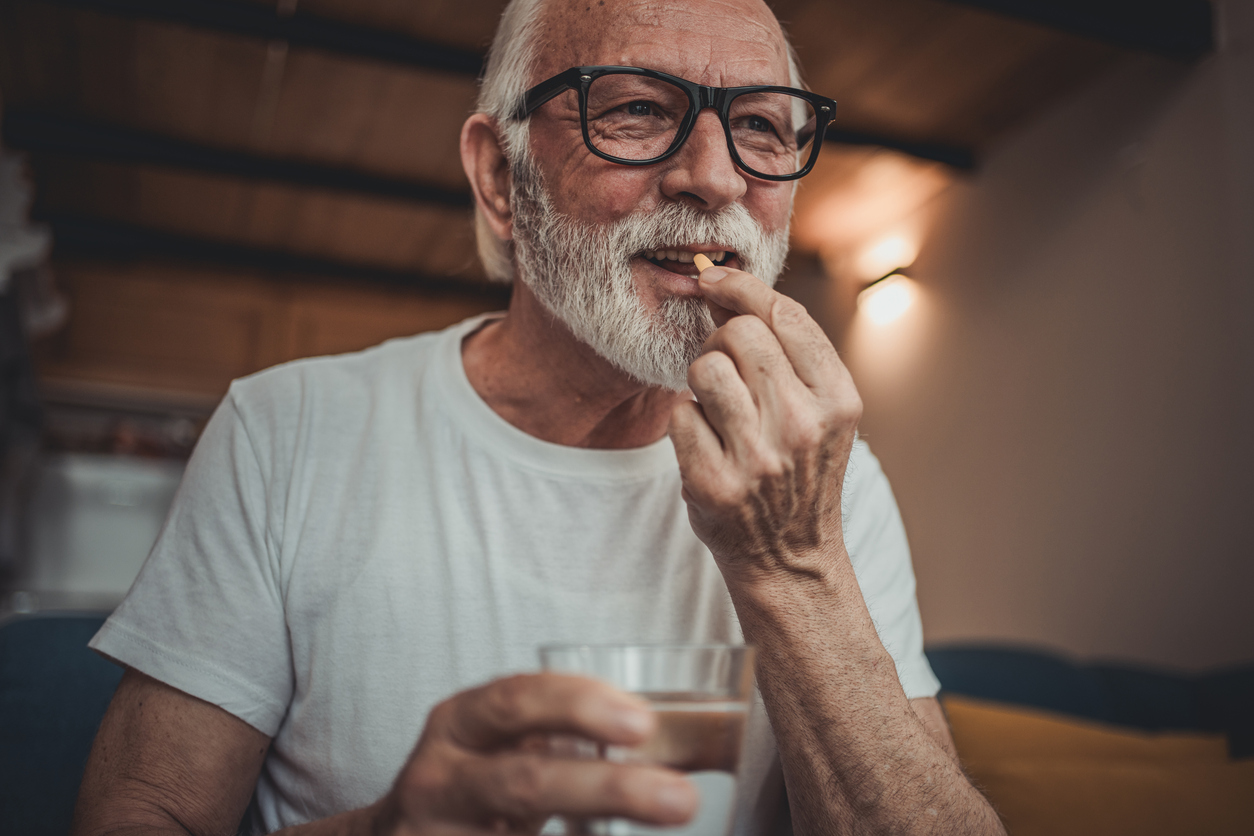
xmin=510 ymin=69 xmax=583 ymax=121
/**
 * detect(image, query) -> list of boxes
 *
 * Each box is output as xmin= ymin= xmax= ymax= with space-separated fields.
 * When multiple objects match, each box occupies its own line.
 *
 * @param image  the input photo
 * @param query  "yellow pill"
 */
xmin=693 ymin=253 xmax=715 ymax=272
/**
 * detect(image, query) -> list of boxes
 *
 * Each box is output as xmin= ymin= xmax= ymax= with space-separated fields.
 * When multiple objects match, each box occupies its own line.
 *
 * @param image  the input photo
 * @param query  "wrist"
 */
xmin=716 ymin=539 xmax=857 ymax=599
xmin=720 ymin=546 xmax=884 ymax=648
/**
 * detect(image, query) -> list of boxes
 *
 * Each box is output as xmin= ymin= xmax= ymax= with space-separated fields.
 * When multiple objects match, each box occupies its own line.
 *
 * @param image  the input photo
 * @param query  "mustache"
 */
xmin=603 ymin=201 xmax=787 ymax=284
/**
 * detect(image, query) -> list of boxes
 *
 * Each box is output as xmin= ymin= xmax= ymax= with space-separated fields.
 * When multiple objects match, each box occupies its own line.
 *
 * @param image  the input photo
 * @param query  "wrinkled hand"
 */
xmin=668 ymin=266 xmax=863 ymax=582
xmin=377 ymin=674 xmax=697 ymax=835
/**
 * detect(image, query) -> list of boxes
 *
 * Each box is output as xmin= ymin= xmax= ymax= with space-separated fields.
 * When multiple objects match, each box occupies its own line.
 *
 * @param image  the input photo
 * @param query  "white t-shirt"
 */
xmin=91 ymin=313 xmax=939 ymax=835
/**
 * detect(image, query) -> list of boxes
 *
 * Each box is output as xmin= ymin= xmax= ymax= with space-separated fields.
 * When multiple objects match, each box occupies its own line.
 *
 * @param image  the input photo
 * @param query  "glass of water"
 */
xmin=539 ymin=644 xmax=756 ymax=836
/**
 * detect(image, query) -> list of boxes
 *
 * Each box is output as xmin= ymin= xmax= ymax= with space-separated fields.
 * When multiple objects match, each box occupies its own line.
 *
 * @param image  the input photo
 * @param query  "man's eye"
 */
xmin=625 ymin=100 xmax=655 ymax=117
xmin=745 ymin=115 xmax=775 ymax=133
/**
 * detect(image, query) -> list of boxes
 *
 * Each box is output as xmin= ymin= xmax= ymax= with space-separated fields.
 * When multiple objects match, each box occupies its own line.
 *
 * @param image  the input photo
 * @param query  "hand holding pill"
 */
xmin=670 ymin=258 xmax=864 ymax=584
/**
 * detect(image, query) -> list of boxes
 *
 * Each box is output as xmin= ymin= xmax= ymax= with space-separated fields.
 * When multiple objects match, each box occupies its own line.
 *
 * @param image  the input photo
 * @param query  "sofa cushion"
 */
xmin=970 ymin=757 xmax=1254 ymax=836
xmin=943 ymin=695 xmax=1230 ymax=765
xmin=943 ymin=696 xmax=1254 ymax=836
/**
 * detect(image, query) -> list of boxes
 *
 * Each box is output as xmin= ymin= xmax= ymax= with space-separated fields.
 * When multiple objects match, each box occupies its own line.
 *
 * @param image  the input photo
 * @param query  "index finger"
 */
xmin=697 ymin=263 xmax=842 ymax=391
xmin=438 ymin=673 xmax=655 ymax=751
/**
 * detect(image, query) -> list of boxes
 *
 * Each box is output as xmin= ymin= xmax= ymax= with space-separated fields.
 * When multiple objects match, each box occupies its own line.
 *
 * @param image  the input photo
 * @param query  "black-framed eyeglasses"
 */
xmin=511 ymin=66 xmax=837 ymax=182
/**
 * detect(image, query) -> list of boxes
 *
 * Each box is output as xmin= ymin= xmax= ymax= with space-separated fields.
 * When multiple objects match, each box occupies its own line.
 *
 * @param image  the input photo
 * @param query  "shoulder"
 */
xmin=229 ymin=331 xmax=438 ymax=413
xmin=223 ymin=314 xmax=498 ymax=434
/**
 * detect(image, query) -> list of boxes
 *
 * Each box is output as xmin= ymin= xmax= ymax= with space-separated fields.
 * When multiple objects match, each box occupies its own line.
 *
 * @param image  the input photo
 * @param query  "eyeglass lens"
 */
xmin=585 ymin=73 xmax=818 ymax=178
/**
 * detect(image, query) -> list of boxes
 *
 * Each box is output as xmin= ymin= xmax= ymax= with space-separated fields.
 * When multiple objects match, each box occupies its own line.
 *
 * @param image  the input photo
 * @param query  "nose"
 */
xmin=659 ymin=109 xmax=747 ymax=212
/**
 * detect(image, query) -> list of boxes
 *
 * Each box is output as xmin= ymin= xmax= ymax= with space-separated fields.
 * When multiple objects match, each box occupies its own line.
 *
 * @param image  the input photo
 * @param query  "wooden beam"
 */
xmin=940 ymin=0 xmax=1213 ymax=59
xmin=4 ymin=110 xmax=473 ymax=208
xmin=42 ymin=213 xmax=509 ymax=301
xmin=32 ymin=0 xmax=485 ymax=75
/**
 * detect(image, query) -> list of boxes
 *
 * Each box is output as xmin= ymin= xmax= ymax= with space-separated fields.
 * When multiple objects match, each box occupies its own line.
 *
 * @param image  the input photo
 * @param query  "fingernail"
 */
xmin=699 ymin=266 xmax=729 ymax=282
xmin=656 ymin=780 xmax=698 ymax=817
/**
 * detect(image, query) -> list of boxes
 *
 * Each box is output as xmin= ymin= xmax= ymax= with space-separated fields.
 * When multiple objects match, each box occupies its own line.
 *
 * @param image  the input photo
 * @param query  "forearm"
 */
xmin=725 ymin=557 xmax=1004 ymax=836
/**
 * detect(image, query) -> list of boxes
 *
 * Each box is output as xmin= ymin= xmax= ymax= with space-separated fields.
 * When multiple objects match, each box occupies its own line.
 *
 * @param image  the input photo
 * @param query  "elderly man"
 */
xmin=74 ymin=0 xmax=1005 ymax=834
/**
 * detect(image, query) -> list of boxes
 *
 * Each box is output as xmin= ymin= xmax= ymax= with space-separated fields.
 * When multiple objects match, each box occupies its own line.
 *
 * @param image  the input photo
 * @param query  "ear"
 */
xmin=461 ymin=113 xmax=515 ymax=243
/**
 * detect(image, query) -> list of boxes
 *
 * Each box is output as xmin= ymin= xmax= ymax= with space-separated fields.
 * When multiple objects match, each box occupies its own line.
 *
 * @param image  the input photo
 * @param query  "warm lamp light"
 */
xmin=855 ymin=235 xmax=918 ymax=282
xmin=858 ymin=273 xmax=915 ymax=325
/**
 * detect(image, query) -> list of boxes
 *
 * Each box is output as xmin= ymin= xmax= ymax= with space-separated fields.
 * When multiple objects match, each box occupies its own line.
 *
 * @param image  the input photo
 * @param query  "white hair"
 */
xmin=472 ymin=0 xmax=805 ymax=282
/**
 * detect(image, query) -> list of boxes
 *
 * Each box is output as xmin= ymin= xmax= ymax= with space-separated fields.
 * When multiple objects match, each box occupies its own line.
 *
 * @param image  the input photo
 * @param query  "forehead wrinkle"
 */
xmin=534 ymin=0 xmax=790 ymax=86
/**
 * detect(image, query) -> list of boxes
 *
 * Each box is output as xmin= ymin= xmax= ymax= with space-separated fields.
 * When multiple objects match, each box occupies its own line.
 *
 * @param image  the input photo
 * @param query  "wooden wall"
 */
xmin=35 ymin=261 xmax=502 ymax=403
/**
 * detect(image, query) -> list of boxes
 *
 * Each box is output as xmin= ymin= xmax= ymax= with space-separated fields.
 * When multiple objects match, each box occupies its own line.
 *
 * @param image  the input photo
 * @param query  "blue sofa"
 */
xmin=1 ymin=613 xmax=122 ymax=836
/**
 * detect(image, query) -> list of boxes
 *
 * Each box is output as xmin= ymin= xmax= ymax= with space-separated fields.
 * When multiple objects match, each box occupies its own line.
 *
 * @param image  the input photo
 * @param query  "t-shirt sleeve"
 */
xmin=842 ymin=441 xmax=940 ymax=700
xmin=90 ymin=385 xmax=293 ymax=735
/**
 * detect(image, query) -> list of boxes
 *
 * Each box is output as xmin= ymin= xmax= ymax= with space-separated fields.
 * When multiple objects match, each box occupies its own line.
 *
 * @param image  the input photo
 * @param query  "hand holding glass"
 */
xmin=540 ymin=644 xmax=755 ymax=836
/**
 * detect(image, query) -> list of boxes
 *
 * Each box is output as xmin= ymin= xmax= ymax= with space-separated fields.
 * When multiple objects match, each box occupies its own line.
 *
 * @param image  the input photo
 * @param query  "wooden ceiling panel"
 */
xmin=264 ymin=49 xmax=475 ymax=189
xmin=420 ymin=212 xmax=485 ymax=279
xmin=124 ymin=22 xmax=269 ymax=151
xmin=282 ymin=281 xmax=501 ymax=361
xmin=31 ymin=154 xmax=144 ymax=217
xmin=34 ymin=157 xmax=268 ymax=251
xmin=775 ymin=0 xmax=952 ymax=102
xmin=354 ymin=70 xmax=474 ymax=189
xmin=843 ymin=8 xmax=1061 ymax=144
xmin=31 ymin=156 xmax=483 ymax=279
xmin=38 ymin=261 xmax=501 ymax=398
xmin=1 ymin=2 xmax=267 ymax=147
xmin=2 ymin=1 xmax=475 ymax=187
xmin=38 ymin=262 xmax=282 ymax=393
xmin=244 ymin=182 xmax=477 ymax=275
xmin=291 ymin=0 xmax=508 ymax=53
xmin=216 ymin=181 xmax=478 ymax=278
xmin=1 ymin=2 xmax=131 ymax=112
xmin=773 ymin=0 xmax=1121 ymax=149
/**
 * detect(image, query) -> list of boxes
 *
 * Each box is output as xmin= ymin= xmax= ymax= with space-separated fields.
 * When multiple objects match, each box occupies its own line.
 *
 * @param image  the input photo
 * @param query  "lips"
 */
xmin=638 ymin=247 xmax=736 ymax=277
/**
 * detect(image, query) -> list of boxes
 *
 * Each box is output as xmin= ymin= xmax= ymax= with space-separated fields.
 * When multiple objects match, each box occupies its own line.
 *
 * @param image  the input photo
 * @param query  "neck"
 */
xmin=461 ymin=281 xmax=688 ymax=449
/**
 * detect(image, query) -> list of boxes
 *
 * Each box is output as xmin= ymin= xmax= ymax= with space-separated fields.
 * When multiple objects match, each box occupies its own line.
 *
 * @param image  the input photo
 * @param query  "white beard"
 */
xmin=510 ymin=159 xmax=790 ymax=391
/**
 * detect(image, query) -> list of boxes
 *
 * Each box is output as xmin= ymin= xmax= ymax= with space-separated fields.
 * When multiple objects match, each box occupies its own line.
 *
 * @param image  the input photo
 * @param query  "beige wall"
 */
xmin=835 ymin=1 xmax=1254 ymax=670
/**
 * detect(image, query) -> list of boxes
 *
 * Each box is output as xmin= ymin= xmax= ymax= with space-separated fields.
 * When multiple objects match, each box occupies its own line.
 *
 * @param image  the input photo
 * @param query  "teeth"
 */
xmin=641 ymin=249 xmax=731 ymax=264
